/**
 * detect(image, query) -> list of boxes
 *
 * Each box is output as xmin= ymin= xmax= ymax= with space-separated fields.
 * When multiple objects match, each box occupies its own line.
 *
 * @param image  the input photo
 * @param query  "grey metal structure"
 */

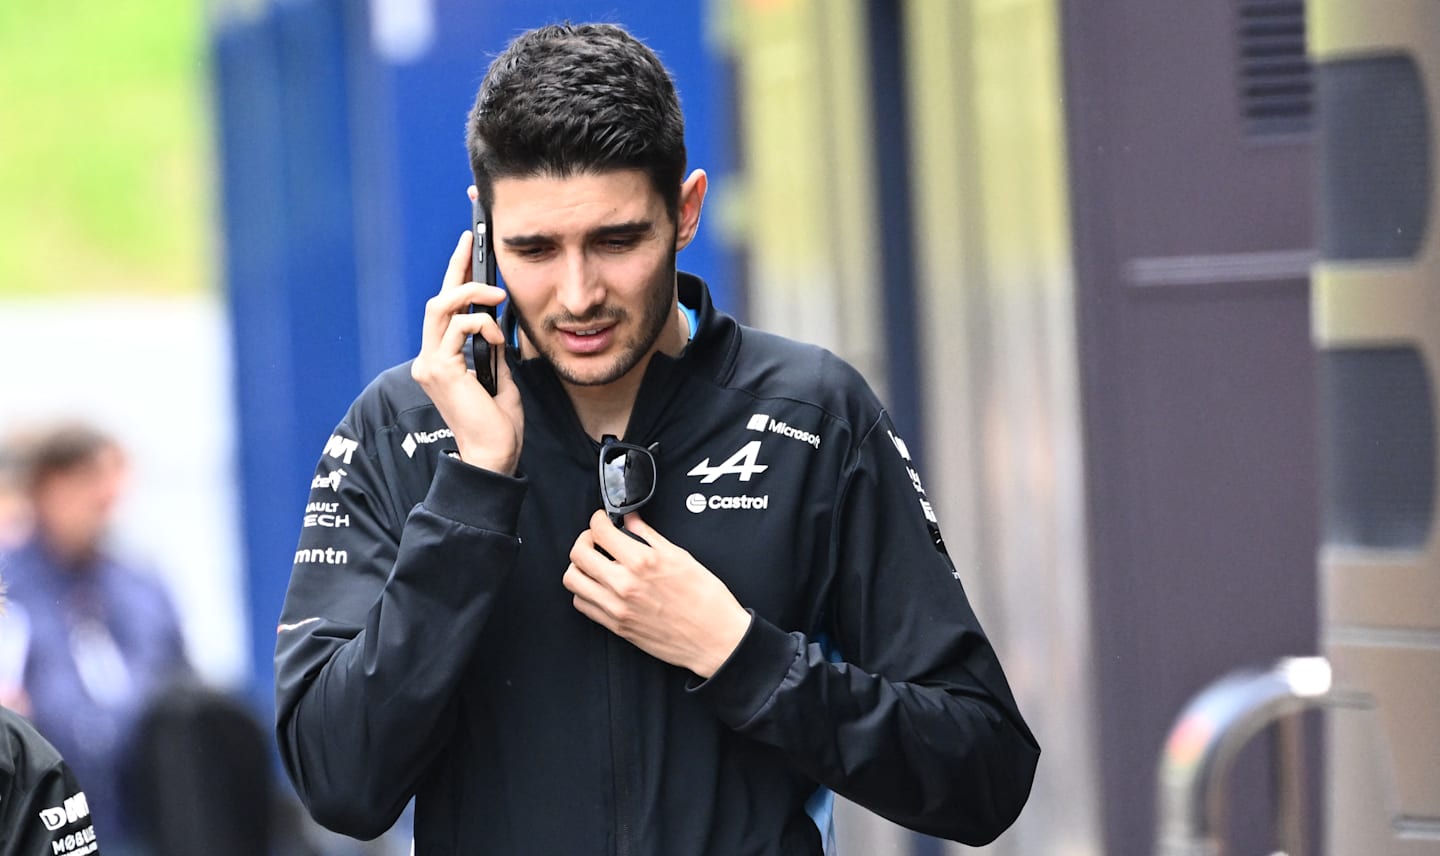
xmin=1310 ymin=1 xmax=1440 ymax=852
xmin=1063 ymin=0 xmax=1321 ymax=850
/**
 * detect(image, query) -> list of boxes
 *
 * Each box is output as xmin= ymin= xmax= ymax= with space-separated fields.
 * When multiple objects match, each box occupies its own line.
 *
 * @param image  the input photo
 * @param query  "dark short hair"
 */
xmin=466 ymin=22 xmax=687 ymax=223
xmin=21 ymin=422 xmax=118 ymax=495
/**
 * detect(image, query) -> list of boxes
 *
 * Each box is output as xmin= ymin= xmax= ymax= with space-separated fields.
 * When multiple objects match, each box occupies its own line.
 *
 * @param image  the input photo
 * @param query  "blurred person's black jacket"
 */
xmin=0 ymin=705 xmax=101 ymax=856
xmin=123 ymin=683 xmax=270 ymax=856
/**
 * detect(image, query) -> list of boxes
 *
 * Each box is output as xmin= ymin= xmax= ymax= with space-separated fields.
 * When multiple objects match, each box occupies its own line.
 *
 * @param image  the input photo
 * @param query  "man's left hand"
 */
xmin=564 ymin=510 xmax=752 ymax=678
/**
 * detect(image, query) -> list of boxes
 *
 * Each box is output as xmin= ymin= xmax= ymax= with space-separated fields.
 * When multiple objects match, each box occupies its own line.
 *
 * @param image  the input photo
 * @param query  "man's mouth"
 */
xmin=557 ymin=323 xmax=616 ymax=354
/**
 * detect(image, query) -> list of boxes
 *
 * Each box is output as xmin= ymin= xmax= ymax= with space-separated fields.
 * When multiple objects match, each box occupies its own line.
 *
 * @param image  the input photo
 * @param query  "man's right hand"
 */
xmin=411 ymin=230 xmax=524 ymax=475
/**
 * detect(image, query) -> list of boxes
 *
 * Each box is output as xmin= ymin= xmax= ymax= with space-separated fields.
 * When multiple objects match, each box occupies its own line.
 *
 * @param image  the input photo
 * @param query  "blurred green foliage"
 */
xmin=0 ymin=0 xmax=213 ymax=297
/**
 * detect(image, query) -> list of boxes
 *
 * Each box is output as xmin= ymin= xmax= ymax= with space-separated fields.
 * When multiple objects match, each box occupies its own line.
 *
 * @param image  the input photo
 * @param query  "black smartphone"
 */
xmin=470 ymin=198 xmax=500 ymax=395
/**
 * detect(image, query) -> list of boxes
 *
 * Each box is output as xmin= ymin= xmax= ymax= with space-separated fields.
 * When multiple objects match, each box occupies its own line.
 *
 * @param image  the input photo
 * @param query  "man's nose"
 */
xmin=556 ymin=252 xmax=605 ymax=317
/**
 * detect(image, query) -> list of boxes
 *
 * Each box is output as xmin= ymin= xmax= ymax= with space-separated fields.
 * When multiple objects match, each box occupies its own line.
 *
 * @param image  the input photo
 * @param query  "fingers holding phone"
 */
xmin=412 ymin=229 xmax=523 ymax=475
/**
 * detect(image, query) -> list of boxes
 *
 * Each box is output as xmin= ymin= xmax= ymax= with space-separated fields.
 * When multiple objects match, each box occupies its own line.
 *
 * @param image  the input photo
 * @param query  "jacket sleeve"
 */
xmin=691 ymin=411 xmax=1039 ymax=845
xmin=273 ymin=421 xmax=526 ymax=839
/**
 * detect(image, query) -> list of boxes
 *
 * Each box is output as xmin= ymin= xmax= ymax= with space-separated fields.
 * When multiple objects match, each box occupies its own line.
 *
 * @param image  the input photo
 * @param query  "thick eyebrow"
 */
xmin=502 ymin=219 xmax=655 ymax=249
xmin=591 ymin=220 xmax=655 ymax=240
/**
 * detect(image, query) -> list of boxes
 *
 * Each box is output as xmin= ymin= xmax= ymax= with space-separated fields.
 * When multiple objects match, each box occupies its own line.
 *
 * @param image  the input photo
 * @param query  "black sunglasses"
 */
xmin=598 ymin=435 xmax=658 ymax=529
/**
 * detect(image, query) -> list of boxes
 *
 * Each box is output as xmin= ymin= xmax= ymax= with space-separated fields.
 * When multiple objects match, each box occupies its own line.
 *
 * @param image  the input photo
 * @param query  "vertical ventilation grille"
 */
xmin=1237 ymin=0 xmax=1314 ymax=135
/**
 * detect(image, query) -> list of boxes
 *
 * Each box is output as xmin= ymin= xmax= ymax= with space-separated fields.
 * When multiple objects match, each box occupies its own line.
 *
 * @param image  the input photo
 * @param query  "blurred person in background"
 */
xmin=2 ymin=422 xmax=189 ymax=853
xmin=0 ymin=574 xmax=103 ymax=856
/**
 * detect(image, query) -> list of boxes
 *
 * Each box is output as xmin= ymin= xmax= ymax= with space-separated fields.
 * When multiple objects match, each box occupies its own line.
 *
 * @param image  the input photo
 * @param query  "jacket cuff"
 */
xmin=423 ymin=454 xmax=527 ymax=534
xmin=688 ymin=611 xmax=801 ymax=729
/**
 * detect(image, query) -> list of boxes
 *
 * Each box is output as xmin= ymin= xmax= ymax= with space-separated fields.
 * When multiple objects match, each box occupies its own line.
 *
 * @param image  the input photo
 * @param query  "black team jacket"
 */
xmin=274 ymin=274 xmax=1039 ymax=855
xmin=0 ymin=706 xmax=100 ymax=856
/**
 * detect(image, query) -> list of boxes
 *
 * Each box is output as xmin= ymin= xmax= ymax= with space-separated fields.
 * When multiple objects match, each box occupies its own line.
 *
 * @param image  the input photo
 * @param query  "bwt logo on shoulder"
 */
xmin=324 ymin=434 xmax=359 ymax=465
xmin=747 ymin=413 xmax=820 ymax=449
xmin=402 ymin=428 xmax=455 ymax=458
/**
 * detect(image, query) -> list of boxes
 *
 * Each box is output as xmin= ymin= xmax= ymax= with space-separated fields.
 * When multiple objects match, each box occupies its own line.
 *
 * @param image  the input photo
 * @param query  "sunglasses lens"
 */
xmin=600 ymin=445 xmax=656 ymax=511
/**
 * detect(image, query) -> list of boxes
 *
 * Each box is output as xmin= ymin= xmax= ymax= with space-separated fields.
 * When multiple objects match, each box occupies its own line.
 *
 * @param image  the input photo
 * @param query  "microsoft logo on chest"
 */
xmin=747 ymin=413 xmax=821 ymax=449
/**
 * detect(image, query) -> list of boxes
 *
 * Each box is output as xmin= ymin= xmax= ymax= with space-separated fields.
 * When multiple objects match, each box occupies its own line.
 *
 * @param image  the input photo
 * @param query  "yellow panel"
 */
xmin=1309 ymin=0 xmax=1440 ymax=64
xmin=721 ymin=0 xmax=884 ymax=383
xmin=1312 ymin=267 xmax=1440 ymax=348
xmin=971 ymin=0 xmax=1074 ymax=278
xmin=903 ymin=1 xmax=1098 ymax=854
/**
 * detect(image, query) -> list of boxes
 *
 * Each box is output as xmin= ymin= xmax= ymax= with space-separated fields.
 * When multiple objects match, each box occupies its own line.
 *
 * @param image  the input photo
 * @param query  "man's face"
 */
xmin=491 ymin=169 xmax=683 ymax=389
xmin=32 ymin=445 xmax=127 ymax=564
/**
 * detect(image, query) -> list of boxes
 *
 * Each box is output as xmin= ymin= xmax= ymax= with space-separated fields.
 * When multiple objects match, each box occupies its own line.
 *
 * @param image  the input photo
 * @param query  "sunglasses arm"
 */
xmin=606 ymin=512 xmax=652 ymax=546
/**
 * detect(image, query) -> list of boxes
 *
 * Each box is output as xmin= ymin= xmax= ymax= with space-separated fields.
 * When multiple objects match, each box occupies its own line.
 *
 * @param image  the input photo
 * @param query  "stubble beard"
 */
xmin=512 ymin=246 xmax=679 ymax=388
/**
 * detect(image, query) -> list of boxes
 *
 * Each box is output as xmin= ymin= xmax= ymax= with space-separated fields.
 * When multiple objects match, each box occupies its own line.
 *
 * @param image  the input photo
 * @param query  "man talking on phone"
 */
xmin=274 ymin=21 xmax=1038 ymax=855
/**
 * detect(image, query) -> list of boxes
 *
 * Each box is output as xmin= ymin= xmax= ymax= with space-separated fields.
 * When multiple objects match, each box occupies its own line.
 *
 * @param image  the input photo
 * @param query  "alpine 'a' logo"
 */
xmin=687 ymin=440 xmax=768 ymax=483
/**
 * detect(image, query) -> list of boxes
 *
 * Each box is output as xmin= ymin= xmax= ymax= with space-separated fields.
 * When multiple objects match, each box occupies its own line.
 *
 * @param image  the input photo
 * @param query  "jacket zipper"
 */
xmin=593 ymin=460 xmax=637 ymax=856
xmin=523 ymin=339 xmax=661 ymax=855
xmin=607 ymin=634 xmax=636 ymax=856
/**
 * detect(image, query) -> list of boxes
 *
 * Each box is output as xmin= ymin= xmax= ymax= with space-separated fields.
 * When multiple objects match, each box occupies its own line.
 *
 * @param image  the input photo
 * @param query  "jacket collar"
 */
xmin=502 ymin=273 xmax=739 ymax=459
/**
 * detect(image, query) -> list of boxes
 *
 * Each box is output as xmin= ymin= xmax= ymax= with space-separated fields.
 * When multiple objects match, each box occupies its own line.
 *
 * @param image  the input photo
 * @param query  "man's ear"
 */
xmin=675 ymin=169 xmax=708 ymax=251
